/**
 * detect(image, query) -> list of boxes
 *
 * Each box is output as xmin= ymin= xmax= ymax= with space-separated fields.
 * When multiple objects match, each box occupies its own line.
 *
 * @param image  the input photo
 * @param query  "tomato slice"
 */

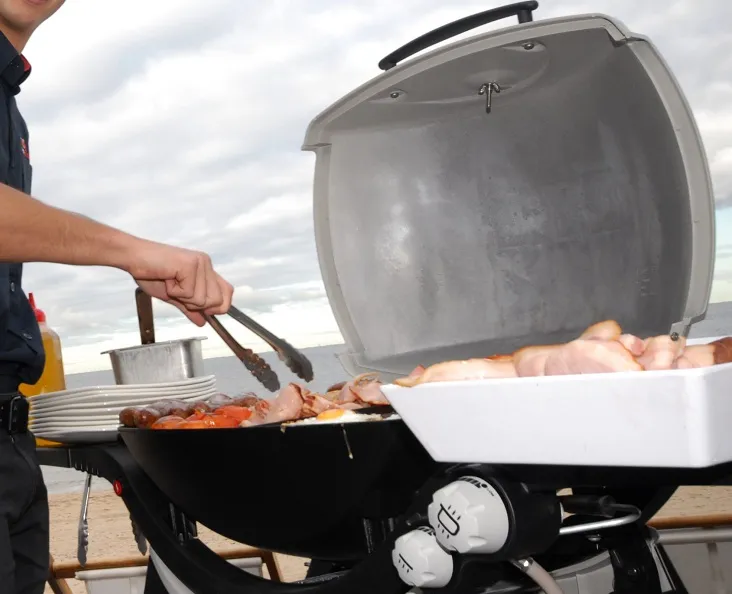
xmin=215 ymin=405 xmax=253 ymax=422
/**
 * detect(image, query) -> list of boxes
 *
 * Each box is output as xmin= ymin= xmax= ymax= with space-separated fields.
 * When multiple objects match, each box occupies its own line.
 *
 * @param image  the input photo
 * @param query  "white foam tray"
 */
xmin=382 ymin=343 xmax=732 ymax=469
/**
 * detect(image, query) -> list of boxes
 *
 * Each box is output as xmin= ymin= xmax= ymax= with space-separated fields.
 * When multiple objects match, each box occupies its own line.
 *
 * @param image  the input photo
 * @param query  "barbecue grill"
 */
xmin=39 ymin=3 xmax=729 ymax=593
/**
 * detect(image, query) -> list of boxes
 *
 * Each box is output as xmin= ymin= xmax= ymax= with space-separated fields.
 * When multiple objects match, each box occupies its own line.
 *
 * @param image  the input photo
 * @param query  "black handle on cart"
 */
xmin=377 ymin=1 xmax=539 ymax=71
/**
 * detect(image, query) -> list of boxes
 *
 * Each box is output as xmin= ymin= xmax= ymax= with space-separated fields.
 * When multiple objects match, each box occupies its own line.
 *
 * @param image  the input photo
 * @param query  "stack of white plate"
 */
xmin=29 ymin=375 xmax=217 ymax=444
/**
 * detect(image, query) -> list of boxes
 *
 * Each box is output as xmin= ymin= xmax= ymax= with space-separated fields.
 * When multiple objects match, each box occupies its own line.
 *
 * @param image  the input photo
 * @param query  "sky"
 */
xmin=14 ymin=0 xmax=732 ymax=373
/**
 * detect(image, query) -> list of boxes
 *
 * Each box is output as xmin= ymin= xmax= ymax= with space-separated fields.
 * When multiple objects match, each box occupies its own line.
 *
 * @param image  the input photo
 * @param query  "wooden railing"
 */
xmin=48 ymin=515 xmax=732 ymax=593
xmin=47 ymin=546 xmax=282 ymax=594
xmin=648 ymin=513 xmax=732 ymax=530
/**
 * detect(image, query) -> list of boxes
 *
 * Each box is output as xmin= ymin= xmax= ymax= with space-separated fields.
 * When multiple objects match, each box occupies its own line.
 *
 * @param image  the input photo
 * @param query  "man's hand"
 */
xmin=128 ymin=241 xmax=234 ymax=327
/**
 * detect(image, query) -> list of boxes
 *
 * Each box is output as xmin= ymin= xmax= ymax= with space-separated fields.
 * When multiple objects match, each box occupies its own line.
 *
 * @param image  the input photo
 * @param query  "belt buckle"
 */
xmin=6 ymin=395 xmax=29 ymax=434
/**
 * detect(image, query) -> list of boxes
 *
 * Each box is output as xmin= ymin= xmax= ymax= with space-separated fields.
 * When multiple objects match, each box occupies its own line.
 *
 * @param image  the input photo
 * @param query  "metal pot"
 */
xmin=102 ymin=338 xmax=207 ymax=385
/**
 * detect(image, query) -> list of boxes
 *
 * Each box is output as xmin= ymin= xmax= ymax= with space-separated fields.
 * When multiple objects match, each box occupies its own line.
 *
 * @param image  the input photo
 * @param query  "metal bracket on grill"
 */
xmin=478 ymin=82 xmax=502 ymax=114
xmin=668 ymin=318 xmax=692 ymax=341
xmin=169 ymin=503 xmax=198 ymax=544
xmin=559 ymin=503 xmax=642 ymax=536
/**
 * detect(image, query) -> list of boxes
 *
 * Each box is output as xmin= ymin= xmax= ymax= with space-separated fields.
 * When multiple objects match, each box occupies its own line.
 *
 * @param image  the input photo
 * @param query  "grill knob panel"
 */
xmin=392 ymin=526 xmax=454 ymax=589
xmin=427 ymin=476 xmax=510 ymax=554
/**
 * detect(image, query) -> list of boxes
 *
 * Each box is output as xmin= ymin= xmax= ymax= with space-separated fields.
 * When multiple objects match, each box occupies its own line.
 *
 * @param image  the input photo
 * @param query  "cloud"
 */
xmin=12 ymin=0 xmax=732 ymax=372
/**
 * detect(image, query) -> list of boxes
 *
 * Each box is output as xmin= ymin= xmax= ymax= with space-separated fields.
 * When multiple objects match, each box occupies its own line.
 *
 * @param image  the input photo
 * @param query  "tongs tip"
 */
xmin=205 ymin=305 xmax=316 ymax=390
xmin=277 ymin=345 xmax=315 ymax=383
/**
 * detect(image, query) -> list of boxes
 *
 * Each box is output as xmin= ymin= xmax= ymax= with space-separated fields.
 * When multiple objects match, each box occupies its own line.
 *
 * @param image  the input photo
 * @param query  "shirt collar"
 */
xmin=0 ymin=30 xmax=30 ymax=95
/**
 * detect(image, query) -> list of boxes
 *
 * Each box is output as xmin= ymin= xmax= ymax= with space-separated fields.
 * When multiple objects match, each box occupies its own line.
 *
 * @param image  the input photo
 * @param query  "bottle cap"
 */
xmin=28 ymin=292 xmax=47 ymax=323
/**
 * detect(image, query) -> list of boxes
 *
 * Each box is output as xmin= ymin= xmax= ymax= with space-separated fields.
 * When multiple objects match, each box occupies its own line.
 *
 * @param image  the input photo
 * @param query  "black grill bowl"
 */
xmin=119 ymin=419 xmax=437 ymax=559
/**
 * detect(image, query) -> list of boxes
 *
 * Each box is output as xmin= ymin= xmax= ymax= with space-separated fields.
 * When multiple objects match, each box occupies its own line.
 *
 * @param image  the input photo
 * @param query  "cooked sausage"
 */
xmin=167 ymin=406 xmax=192 ymax=418
xmin=135 ymin=407 xmax=163 ymax=428
xmin=162 ymin=399 xmax=189 ymax=410
xmin=190 ymin=400 xmax=213 ymax=413
xmin=118 ymin=407 xmax=137 ymax=428
xmin=147 ymin=400 xmax=177 ymax=416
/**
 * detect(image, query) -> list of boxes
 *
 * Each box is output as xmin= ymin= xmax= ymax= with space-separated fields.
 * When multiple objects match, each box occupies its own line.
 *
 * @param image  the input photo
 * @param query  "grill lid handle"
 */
xmin=378 ymin=1 xmax=539 ymax=71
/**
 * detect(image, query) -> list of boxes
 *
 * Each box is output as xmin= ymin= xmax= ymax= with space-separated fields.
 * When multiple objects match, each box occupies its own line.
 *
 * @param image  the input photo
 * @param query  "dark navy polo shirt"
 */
xmin=0 ymin=31 xmax=45 ymax=387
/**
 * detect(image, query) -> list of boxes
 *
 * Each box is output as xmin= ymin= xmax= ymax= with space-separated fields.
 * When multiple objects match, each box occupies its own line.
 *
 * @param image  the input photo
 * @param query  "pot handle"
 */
xmin=135 ymin=288 xmax=156 ymax=345
xmin=377 ymin=1 xmax=539 ymax=71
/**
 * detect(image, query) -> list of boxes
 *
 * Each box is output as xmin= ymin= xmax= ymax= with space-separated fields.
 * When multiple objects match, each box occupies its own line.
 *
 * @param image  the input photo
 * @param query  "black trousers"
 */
xmin=0 ymin=405 xmax=49 ymax=594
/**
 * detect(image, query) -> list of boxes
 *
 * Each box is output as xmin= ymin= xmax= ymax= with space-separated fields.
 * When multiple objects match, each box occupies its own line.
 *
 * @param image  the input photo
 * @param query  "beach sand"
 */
xmin=44 ymin=487 xmax=732 ymax=594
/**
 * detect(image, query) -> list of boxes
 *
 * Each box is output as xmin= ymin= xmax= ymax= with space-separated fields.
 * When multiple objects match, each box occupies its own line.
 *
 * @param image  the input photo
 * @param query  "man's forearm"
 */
xmin=0 ymin=183 xmax=140 ymax=271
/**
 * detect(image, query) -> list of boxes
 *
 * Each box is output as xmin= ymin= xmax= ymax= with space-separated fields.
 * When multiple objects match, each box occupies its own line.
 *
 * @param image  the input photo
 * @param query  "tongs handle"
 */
xmin=227 ymin=305 xmax=287 ymax=351
xmin=134 ymin=288 xmax=155 ymax=345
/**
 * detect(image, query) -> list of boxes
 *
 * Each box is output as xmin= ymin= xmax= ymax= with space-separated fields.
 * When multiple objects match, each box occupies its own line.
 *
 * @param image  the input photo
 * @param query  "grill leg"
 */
xmin=605 ymin=525 xmax=663 ymax=594
xmin=144 ymin=559 xmax=168 ymax=594
xmin=653 ymin=544 xmax=689 ymax=594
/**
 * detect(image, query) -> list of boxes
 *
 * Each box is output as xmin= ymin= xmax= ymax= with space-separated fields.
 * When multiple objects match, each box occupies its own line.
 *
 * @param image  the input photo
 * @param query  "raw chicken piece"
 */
xmin=510 ymin=321 xmax=627 ymax=377
xmin=513 ymin=321 xmax=628 ymax=376
xmin=673 ymin=346 xmax=712 ymax=369
xmin=399 ymin=364 xmax=428 ymax=384
xmin=513 ymin=345 xmax=561 ymax=377
xmin=485 ymin=354 xmax=514 ymax=362
xmin=394 ymin=358 xmax=517 ymax=387
xmin=391 ymin=319 xmax=732 ymax=388
xmin=580 ymin=320 xmax=623 ymax=340
xmin=637 ymin=336 xmax=686 ymax=371
xmin=582 ymin=321 xmax=652 ymax=359
xmin=618 ymin=334 xmax=646 ymax=357
xmin=544 ymin=339 xmax=642 ymax=375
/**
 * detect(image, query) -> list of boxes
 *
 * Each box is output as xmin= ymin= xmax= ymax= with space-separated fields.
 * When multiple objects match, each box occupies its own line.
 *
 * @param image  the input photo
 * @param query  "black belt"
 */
xmin=0 ymin=393 xmax=29 ymax=434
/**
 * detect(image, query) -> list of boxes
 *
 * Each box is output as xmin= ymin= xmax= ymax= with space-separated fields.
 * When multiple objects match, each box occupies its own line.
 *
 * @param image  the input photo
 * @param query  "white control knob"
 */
xmin=427 ymin=476 xmax=510 ymax=554
xmin=392 ymin=527 xmax=454 ymax=589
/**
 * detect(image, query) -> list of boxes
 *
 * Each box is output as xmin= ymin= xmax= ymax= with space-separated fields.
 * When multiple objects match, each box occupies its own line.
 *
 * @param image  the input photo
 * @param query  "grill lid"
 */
xmin=302 ymin=11 xmax=715 ymax=380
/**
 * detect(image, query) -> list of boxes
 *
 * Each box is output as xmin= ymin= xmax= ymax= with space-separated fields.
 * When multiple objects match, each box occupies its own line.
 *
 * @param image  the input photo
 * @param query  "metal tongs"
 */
xmin=77 ymin=473 xmax=92 ymax=566
xmin=76 ymin=474 xmax=149 ymax=565
xmin=203 ymin=305 xmax=314 ymax=392
xmin=134 ymin=288 xmax=312 ymax=393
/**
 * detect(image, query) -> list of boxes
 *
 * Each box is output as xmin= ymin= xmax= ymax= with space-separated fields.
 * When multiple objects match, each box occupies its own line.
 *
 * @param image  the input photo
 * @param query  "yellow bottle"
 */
xmin=19 ymin=293 xmax=66 ymax=447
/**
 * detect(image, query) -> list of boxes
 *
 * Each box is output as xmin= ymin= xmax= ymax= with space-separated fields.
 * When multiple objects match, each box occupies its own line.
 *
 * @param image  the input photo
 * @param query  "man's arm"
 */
xmin=0 ymin=183 xmax=235 ymax=324
xmin=0 ymin=183 xmax=139 ymax=270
